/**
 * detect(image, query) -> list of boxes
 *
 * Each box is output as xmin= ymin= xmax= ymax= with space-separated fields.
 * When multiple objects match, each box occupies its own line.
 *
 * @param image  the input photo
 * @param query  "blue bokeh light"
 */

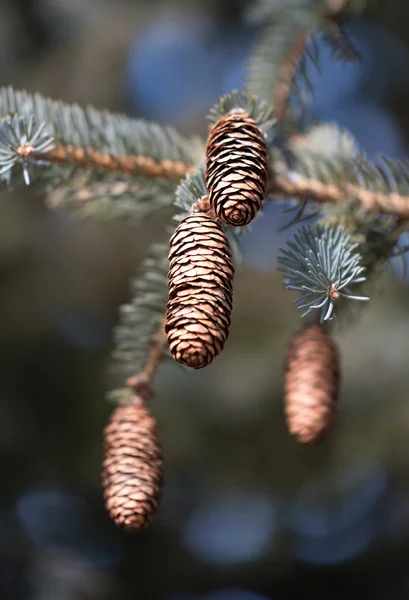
xmin=181 ymin=491 xmax=279 ymax=566
xmin=16 ymin=488 xmax=124 ymax=568
xmin=287 ymin=464 xmax=387 ymax=565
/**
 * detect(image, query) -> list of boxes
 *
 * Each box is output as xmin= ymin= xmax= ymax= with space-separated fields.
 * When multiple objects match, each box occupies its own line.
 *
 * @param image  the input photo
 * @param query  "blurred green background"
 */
xmin=2 ymin=0 xmax=409 ymax=598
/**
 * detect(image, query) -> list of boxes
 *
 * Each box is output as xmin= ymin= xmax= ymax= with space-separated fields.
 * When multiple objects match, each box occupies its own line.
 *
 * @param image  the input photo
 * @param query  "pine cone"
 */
xmin=205 ymin=109 xmax=268 ymax=226
xmin=166 ymin=212 xmax=234 ymax=369
xmin=102 ymin=398 xmax=163 ymax=532
xmin=284 ymin=324 xmax=340 ymax=444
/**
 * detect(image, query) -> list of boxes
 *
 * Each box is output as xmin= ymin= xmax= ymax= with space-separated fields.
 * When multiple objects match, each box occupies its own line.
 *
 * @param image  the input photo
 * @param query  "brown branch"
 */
xmin=273 ymin=32 xmax=308 ymax=123
xmin=273 ymin=1 xmax=351 ymax=125
xmin=126 ymin=322 xmax=167 ymax=401
xmin=272 ymin=173 xmax=409 ymax=219
xmin=33 ymin=143 xmax=192 ymax=180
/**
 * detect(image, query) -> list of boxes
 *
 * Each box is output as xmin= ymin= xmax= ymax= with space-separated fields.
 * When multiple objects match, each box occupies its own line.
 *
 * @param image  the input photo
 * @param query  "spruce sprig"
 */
xmin=0 ymin=114 xmax=54 ymax=185
xmin=278 ymin=224 xmax=369 ymax=321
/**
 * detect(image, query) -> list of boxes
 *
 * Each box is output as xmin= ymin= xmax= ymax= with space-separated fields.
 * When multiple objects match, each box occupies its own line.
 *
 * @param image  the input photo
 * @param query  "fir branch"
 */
xmin=269 ymin=144 xmax=409 ymax=220
xmin=273 ymin=31 xmax=309 ymax=123
xmin=0 ymin=114 xmax=54 ymax=184
xmin=126 ymin=321 xmax=166 ymax=401
xmin=247 ymin=0 xmax=366 ymax=126
xmin=272 ymin=123 xmax=357 ymax=229
xmin=0 ymin=87 xmax=202 ymax=185
xmin=278 ymin=223 xmax=369 ymax=321
xmin=112 ymin=234 xmax=171 ymax=378
xmin=39 ymin=143 xmax=192 ymax=180
xmin=246 ymin=2 xmax=323 ymax=122
xmin=46 ymin=174 xmax=175 ymax=221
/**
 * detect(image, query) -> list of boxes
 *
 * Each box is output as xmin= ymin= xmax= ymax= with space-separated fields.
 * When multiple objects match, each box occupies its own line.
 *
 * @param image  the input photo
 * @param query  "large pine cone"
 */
xmin=102 ymin=398 xmax=163 ymax=532
xmin=284 ymin=324 xmax=340 ymax=444
xmin=205 ymin=109 xmax=268 ymax=226
xmin=166 ymin=211 xmax=234 ymax=369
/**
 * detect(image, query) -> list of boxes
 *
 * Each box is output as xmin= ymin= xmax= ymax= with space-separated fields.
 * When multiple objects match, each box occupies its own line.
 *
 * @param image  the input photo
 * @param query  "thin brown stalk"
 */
xmin=272 ymin=173 xmax=409 ymax=219
xmin=126 ymin=322 xmax=166 ymax=401
xmin=273 ymin=0 xmax=351 ymax=124
xmin=33 ymin=143 xmax=192 ymax=180
xmin=273 ymin=32 xmax=308 ymax=123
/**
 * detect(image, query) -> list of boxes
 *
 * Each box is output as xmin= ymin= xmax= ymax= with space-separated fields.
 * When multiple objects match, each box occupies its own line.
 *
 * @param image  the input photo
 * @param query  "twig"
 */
xmin=273 ymin=32 xmax=308 ymax=123
xmin=126 ymin=322 xmax=167 ymax=401
xmin=272 ymin=173 xmax=409 ymax=219
xmin=33 ymin=143 xmax=193 ymax=180
xmin=273 ymin=0 xmax=354 ymax=124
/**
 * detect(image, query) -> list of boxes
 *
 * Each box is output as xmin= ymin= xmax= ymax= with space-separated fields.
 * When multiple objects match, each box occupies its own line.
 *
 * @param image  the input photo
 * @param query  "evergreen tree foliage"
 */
xmin=1 ymin=0 xmax=409 ymax=523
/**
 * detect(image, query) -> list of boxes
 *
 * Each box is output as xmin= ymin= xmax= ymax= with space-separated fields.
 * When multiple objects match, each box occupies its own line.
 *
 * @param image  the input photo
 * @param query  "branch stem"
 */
xmin=271 ymin=173 xmax=409 ymax=219
xmin=274 ymin=32 xmax=307 ymax=123
xmin=126 ymin=322 xmax=167 ymax=401
xmin=34 ymin=143 xmax=192 ymax=180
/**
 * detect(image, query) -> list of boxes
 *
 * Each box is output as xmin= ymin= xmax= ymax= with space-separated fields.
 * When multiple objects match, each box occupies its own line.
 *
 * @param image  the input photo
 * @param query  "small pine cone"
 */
xmin=205 ymin=109 xmax=268 ymax=226
xmin=166 ymin=212 xmax=234 ymax=369
xmin=102 ymin=398 xmax=163 ymax=532
xmin=284 ymin=324 xmax=340 ymax=444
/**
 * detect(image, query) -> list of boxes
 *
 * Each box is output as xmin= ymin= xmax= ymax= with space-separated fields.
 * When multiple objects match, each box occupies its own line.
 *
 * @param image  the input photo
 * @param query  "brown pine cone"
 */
xmin=284 ymin=324 xmax=340 ymax=444
xmin=205 ymin=109 xmax=268 ymax=226
xmin=102 ymin=398 xmax=163 ymax=532
xmin=166 ymin=211 xmax=234 ymax=369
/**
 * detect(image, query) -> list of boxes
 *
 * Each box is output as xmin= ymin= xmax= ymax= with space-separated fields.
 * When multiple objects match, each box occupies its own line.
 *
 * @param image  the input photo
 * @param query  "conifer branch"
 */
xmin=246 ymin=6 xmax=320 ymax=115
xmin=278 ymin=223 xmax=368 ymax=321
xmin=112 ymin=233 xmax=171 ymax=379
xmin=0 ymin=87 xmax=202 ymax=187
xmin=247 ymin=0 xmax=365 ymax=128
xmin=271 ymin=169 xmax=409 ymax=219
xmin=269 ymin=140 xmax=409 ymax=220
xmin=47 ymin=175 xmax=175 ymax=221
xmin=273 ymin=32 xmax=308 ymax=123
xmin=126 ymin=322 xmax=166 ymax=401
xmin=14 ymin=0 xmax=405 ymax=531
xmin=34 ymin=143 xmax=192 ymax=180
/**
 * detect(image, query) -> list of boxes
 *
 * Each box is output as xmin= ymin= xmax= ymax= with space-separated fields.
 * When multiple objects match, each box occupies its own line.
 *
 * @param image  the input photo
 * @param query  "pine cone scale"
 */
xmin=166 ymin=302 xmax=231 ymax=322
xmin=166 ymin=313 xmax=231 ymax=334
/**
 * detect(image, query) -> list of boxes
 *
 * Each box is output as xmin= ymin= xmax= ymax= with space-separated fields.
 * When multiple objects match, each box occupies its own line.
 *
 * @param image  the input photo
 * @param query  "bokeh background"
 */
xmin=2 ymin=0 xmax=409 ymax=598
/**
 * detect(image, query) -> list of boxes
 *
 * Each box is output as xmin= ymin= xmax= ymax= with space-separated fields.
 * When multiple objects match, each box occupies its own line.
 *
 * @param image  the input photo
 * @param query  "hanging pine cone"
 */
xmin=102 ymin=398 xmax=163 ymax=532
xmin=284 ymin=324 xmax=340 ymax=444
xmin=166 ymin=211 xmax=234 ymax=369
xmin=205 ymin=109 xmax=268 ymax=226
